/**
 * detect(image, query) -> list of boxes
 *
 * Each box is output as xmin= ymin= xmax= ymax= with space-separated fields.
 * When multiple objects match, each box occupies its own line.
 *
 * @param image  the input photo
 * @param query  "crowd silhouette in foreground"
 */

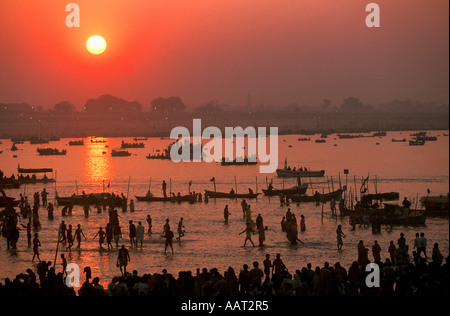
xmin=0 ymin=246 xmax=448 ymax=296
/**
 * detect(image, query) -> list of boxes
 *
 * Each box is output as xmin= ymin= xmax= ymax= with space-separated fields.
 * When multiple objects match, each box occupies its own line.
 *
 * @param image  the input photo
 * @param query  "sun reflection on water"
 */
xmin=82 ymin=138 xmax=114 ymax=191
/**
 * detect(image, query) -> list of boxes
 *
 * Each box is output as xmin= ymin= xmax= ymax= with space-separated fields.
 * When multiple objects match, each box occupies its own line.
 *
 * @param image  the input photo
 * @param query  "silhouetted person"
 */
xmin=117 ymin=245 xmax=130 ymax=276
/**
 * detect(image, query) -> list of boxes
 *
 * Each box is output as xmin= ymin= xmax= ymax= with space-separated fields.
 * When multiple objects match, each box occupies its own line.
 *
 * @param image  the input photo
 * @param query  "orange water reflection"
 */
xmin=82 ymin=137 xmax=114 ymax=191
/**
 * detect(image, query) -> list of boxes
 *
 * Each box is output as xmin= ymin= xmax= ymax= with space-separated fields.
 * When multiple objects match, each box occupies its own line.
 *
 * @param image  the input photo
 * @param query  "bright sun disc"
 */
xmin=86 ymin=35 xmax=107 ymax=55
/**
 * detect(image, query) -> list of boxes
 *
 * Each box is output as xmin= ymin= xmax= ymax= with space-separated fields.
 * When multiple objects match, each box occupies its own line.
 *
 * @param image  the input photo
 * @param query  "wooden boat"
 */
xmin=373 ymin=131 xmax=387 ymax=137
xmin=146 ymin=153 xmax=170 ymax=160
xmin=409 ymin=139 xmax=425 ymax=146
xmin=391 ymin=138 xmax=406 ymax=142
xmin=420 ymin=194 xmax=449 ymax=216
xmin=391 ymin=211 xmax=426 ymax=225
xmin=69 ymin=140 xmax=84 ymax=146
xmin=262 ymin=184 xmax=308 ymax=196
xmin=90 ymin=139 xmax=107 ymax=143
xmin=416 ymin=136 xmax=437 ymax=142
xmin=0 ymin=179 xmax=21 ymax=189
xmin=133 ymin=137 xmax=148 ymax=141
xmin=220 ymin=157 xmax=258 ymax=166
xmin=135 ymin=194 xmax=196 ymax=203
xmin=18 ymin=175 xmax=55 ymax=184
xmin=11 ymin=144 xmax=18 ymax=151
xmin=382 ymin=204 xmax=426 ymax=225
xmin=135 ymin=196 xmax=172 ymax=202
xmin=297 ymin=138 xmax=310 ymax=141
xmin=121 ymin=141 xmax=145 ymax=149
xmin=276 ymin=168 xmax=325 ymax=178
xmin=18 ymin=166 xmax=53 ymax=174
xmin=315 ymin=139 xmax=326 ymax=143
xmin=37 ymin=148 xmax=67 ymax=155
xmin=0 ymin=190 xmax=20 ymax=207
xmin=204 ymin=190 xmax=260 ymax=199
xmin=30 ymin=137 xmax=49 ymax=144
xmin=55 ymin=193 xmax=121 ymax=206
xmin=361 ymin=192 xmax=399 ymax=203
xmin=291 ymin=189 xmax=343 ymax=202
xmin=338 ymin=134 xmax=362 ymax=139
xmin=0 ymin=196 xmax=20 ymax=207
xmin=111 ymin=150 xmax=131 ymax=157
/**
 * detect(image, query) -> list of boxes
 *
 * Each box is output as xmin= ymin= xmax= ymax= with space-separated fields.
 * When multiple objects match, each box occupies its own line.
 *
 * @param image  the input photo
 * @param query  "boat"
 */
xmin=135 ymin=194 xmax=197 ymax=203
xmin=315 ymin=139 xmax=326 ymax=143
xmin=111 ymin=150 xmax=131 ymax=157
xmin=30 ymin=137 xmax=49 ymax=144
xmin=391 ymin=138 xmax=406 ymax=142
xmin=90 ymin=139 xmax=107 ymax=143
xmin=276 ymin=168 xmax=325 ymax=178
xmin=204 ymin=190 xmax=260 ymax=199
xmin=410 ymin=132 xmax=426 ymax=137
xmin=17 ymin=175 xmax=55 ymax=184
xmin=69 ymin=140 xmax=84 ymax=146
xmin=11 ymin=143 xmax=18 ymax=151
xmin=37 ymin=148 xmax=67 ymax=155
xmin=416 ymin=136 xmax=437 ymax=142
xmin=220 ymin=156 xmax=258 ymax=166
xmin=0 ymin=178 xmax=21 ymax=189
xmin=18 ymin=166 xmax=53 ymax=174
xmin=0 ymin=196 xmax=20 ymax=207
xmin=291 ymin=189 xmax=343 ymax=203
xmin=372 ymin=131 xmax=387 ymax=137
xmin=382 ymin=204 xmax=426 ymax=225
xmin=297 ymin=138 xmax=310 ymax=141
xmin=55 ymin=193 xmax=122 ymax=206
xmin=146 ymin=153 xmax=171 ymax=160
xmin=419 ymin=194 xmax=449 ymax=216
xmin=409 ymin=139 xmax=425 ymax=146
xmin=135 ymin=196 xmax=172 ymax=202
xmin=120 ymin=141 xmax=145 ymax=149
xmin=133 ymin=137 xmax=148 ymax=141
xmin=262 ymin=184 xmax=308 ymax=196
xmin=361 ymin=192 xmax=399 ymax=203
xmin=338 ymin=134 xmax=362 ymax=139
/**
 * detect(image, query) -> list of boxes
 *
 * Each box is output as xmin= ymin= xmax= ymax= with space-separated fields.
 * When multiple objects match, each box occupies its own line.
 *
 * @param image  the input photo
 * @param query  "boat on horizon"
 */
xmin=111 ymin=150 xmax=131 ymax=157
xmin=37 ymin=148 xmax=67 ymax=156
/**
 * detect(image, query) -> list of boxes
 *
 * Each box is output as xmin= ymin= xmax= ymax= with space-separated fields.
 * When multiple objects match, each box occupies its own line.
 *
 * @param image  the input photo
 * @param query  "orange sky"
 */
xmin=0 ymin=0 xmax=448 ymax=109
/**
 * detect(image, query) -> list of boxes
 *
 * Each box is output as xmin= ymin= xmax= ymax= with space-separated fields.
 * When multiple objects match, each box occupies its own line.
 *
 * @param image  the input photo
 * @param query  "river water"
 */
xmin=0 ymin=131 xmax=448 ymax=286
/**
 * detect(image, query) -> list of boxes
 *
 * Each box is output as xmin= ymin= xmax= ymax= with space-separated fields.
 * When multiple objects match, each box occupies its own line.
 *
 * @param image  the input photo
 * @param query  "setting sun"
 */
xmin=86 ymin=35 xmax=107 ymax=55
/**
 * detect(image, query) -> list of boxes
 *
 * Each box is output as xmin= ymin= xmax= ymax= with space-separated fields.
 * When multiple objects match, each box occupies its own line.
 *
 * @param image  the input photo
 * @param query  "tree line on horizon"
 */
xmin=0 ymin=94 xmax=448 ymax=115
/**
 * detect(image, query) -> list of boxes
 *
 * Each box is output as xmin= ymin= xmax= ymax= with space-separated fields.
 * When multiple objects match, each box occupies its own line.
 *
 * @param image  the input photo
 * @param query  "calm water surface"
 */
xmin=0 ymin=131 xmax=448 ymax=286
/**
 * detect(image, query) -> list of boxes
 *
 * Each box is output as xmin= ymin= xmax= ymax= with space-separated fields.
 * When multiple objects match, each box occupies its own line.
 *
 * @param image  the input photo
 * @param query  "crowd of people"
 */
xmin=1 ymin=182 xmax=448 ymax=296
xmin=0 ymin=246 xmax=448 ymax=296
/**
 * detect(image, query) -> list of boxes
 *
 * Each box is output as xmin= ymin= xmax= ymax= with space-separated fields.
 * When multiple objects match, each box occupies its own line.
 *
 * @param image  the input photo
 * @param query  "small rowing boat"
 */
xmin=291 ymin=189 xmax=343 ymax=203
xmin=204 ymin=190 xmax=260 ymax=199
xmin=262 ymin=184 xmax=308 ymax=196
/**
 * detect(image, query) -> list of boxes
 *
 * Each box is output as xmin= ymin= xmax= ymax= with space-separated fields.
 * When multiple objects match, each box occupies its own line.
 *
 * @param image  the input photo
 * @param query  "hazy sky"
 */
xmin=0 ymin=0 xmax=448 ymax=109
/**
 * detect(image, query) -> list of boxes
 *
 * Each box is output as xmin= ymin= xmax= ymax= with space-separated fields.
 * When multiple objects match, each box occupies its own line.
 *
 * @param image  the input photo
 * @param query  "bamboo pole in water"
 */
xmin=126 ymin=176 xmax=131 ymax=200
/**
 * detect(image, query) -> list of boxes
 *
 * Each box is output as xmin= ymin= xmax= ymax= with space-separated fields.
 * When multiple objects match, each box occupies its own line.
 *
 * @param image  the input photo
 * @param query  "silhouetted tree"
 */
xmin=52 ymin=101 xmax=75 ymax=112
xmin=84 ymin=94 xmax=142 ymax=113
xmin=150 ymin=97 xmax=186 ymax=114
xmin=340 ymin=97 xmax=363 ymax=111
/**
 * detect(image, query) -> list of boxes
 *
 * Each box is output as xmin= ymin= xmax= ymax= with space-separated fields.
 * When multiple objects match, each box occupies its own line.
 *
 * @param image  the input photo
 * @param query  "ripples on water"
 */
xmin=0 ymin=131 xmax=448 ymax=286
